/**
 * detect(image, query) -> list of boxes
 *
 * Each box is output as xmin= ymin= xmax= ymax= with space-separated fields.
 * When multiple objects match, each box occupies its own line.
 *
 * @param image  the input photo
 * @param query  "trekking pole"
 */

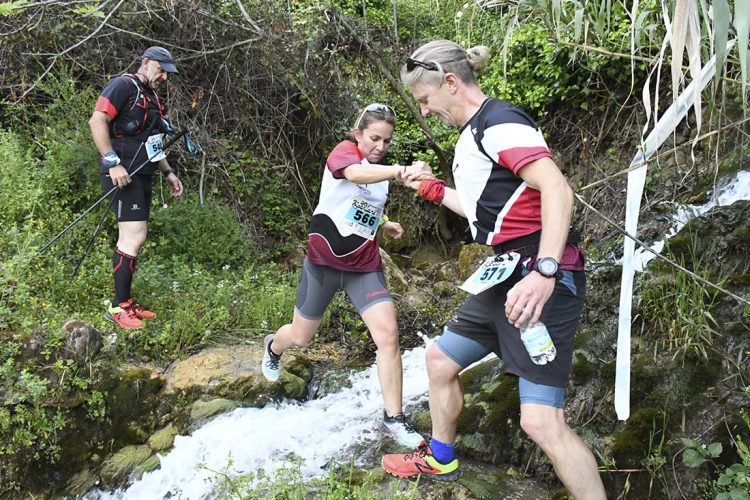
xmin=37 ymin=127 xmax=189 ymax=254
xmin=70 ymin=195 xmax=116 ymax=278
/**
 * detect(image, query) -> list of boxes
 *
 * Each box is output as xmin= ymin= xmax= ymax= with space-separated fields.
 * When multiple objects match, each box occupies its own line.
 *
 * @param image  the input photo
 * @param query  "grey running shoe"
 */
xmin=262 ymin=334 xmax=281 ymax=382
xmin=382 ymin=412 xmax=424 ymax=448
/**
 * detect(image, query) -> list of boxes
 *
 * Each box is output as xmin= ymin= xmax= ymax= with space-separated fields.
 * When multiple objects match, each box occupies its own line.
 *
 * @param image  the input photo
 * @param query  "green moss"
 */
xmin=456 ymin=402 xmax=487 ymax=434
xmin=456 ymin=469 xmax=510 ymax=499
xmin=611 ymin=407 xmax=667 ymax=467
xmin=570 ymin=355 xmax=596 ymax=384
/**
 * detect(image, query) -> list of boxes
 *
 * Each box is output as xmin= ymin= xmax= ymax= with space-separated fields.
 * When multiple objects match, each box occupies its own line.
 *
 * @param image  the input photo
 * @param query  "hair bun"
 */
xmin=466 ymin=45 xmax=491 ymax=74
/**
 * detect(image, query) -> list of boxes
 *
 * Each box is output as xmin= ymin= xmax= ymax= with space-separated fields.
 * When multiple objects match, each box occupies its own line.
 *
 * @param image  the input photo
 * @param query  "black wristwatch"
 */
xmin=533 ymin=257 xmax=559 ymax=278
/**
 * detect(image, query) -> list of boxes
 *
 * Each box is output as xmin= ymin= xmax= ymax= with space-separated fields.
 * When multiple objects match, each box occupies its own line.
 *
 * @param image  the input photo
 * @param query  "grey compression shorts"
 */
xmin=295 ymin=257 xmax=392 ymax=320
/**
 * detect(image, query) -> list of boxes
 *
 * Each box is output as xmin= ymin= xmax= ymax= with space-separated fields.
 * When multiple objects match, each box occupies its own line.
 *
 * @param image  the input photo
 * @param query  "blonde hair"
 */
xmin=400 ymin=40 xmax=491 ymax=87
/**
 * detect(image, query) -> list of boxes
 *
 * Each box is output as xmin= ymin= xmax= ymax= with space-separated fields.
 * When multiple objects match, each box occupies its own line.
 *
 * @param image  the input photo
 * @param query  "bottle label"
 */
xmin=522 ymin=330 xmax=554 ymax=356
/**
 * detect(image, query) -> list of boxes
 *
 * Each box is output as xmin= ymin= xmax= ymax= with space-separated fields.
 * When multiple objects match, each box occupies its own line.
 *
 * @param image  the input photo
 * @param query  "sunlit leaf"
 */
xmin=737 ymin=0 xmax=750 ymax=102
xmin=0 ymin=0 xmax=28 ymax=16
xmin=713 ymin=0 xmax=730 ymax=72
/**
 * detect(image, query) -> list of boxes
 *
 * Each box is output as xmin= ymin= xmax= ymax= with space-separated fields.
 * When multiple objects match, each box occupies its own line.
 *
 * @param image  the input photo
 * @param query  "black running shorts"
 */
xmin=100 ymin=173 xmax=153 ymax=222
xmin=445 ymin=264 xmax=586 ymax=388
xmin=295 ymin=258 xmax=392 ymax=320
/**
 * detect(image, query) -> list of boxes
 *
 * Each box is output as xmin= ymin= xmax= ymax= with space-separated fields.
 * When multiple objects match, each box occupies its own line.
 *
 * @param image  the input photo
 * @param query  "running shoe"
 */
xmin=382 ymin=412 xmax=425 ymax=448
xmin=131 ymin=303 xmax=156 ymax=320
xmin=104 ymin=299 xmax=143 ymax=330
xmin=381 ymin=441 xmax=460 ymax=481
xmin=262 ymin=334 xmax=281 ymax=382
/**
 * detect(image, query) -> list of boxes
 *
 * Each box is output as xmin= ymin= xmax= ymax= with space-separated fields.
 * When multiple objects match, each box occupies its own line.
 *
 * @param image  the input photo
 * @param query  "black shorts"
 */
xmin=100 ymin=173 xmax=153 ymax=222
xmin=295 ymin=258 xmax=392 ymax=320
xmin=446 ymin=264 xmax=586 ymax=388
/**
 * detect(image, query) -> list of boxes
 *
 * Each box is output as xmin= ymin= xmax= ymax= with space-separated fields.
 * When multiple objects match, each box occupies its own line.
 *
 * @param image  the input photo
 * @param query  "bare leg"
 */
xmin=361 ymin=301 xmax=402 ymax=416
xmin=425 ymin=344 xmax=464 ymax=443
xmin=271 ymin=310 xmax=321 ymax=355
xmin=116 ymin=221 xmax=147 ymax=256
xmin=520 ymin=403 xmax=606 ymax=500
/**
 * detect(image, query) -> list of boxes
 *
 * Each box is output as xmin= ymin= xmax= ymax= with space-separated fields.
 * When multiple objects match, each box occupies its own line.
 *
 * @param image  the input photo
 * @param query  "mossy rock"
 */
xmin=457 ymin=244 xmax=494 ymax=282
xmin=99 ymin=444 xmax=152 ymax=487
xmin=147 ymin=423 xmax=178 ymax=452
xmin=611 ymin=407 xmax=668 ymax=467
xmin=131 ymin=454 xmax=161 ymax=481
xmin=189 ymin=398 xmax=240 ymax=426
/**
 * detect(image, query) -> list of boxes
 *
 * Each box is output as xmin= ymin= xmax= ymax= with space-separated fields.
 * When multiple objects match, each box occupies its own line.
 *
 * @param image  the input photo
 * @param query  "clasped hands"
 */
xmin=396 ymin=160 xmax=434 ymax=188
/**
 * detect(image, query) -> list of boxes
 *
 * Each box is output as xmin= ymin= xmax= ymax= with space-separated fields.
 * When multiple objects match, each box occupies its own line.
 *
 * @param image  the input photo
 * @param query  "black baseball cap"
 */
xmin=142 ymin=46 xmax=178 ymax=73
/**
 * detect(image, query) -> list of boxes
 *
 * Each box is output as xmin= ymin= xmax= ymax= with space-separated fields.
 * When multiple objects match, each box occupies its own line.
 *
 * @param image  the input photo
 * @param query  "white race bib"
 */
xmin=146 ymin=133 xmax=165 ymax=162
xmin=342 ymin=195 xmax=382 ymax=240
xmin=460 ymin=252 xmax=521 ymax=295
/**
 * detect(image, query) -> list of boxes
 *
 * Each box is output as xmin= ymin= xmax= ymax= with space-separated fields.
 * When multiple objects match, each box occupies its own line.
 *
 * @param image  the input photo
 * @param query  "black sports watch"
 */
xmin=533 ymin=257 xmax=559 ymax=278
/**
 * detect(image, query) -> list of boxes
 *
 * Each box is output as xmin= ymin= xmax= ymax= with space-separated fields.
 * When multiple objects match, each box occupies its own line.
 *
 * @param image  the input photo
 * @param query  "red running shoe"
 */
xmin=381 ymin=441 xmax=460 ymax=482
xmin=104 ymin=299 xmax=142 ymax=329
xmin=131 ymin=303 xmax=156 ymax=320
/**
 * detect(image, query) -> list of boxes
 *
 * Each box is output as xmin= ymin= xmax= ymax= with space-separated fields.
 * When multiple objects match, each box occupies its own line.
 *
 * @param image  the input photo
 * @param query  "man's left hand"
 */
xmin=504 ymin=271 xmax=555 ymax=328
xmin=166 ymin=173 xmax=184 ymax=197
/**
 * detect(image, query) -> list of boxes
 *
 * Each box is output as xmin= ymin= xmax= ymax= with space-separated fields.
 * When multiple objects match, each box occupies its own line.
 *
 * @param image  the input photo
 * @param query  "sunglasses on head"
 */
xmin=405 ymin=56 xmax=466 ymax=73
xmin=356 ymin=103 xmax=396 ymax=129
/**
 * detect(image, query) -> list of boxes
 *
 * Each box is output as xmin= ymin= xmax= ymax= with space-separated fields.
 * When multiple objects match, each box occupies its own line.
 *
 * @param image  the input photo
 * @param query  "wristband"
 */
xmin=379 ymin=214 xmax=390 ymax=226
xmin=101 ymin=151 xmax=120 ymax=169
xmin=162 ymin=167 xmax=175 ymax=177
xmin=418 ymin=179 xmax=446 ymax=204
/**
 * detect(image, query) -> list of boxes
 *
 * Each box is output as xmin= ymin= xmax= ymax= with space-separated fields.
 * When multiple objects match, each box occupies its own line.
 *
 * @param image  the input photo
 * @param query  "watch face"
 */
xmin=538 ymin=258 xmax=558 ymax=275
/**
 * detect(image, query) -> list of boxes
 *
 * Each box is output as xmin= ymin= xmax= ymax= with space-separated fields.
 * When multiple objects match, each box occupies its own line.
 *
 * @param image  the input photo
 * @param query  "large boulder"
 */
xmin=162 ymin=344 xmax=312 ymax=405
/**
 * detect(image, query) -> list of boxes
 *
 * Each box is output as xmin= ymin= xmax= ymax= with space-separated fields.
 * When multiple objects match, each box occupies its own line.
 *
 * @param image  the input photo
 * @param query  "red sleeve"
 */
xmin=326 ymin=140 xmax=364 ymax=179
xmin=94 ymin=76 xmax=134 ymax=120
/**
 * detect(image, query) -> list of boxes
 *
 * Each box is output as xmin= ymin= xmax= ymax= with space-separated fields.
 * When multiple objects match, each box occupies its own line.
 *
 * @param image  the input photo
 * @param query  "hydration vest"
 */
xmin=110 ymin=74 xmax=167 ymax=140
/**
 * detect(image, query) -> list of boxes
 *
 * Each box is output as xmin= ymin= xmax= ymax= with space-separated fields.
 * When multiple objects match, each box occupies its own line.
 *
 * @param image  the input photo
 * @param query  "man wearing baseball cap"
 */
xmin=88 ymin=46 xmax=183 ymax=329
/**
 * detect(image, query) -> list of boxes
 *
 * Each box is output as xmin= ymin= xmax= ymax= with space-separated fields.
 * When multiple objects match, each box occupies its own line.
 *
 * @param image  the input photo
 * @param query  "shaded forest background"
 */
xmin=1 ymin=0 xmax=749 ymax=498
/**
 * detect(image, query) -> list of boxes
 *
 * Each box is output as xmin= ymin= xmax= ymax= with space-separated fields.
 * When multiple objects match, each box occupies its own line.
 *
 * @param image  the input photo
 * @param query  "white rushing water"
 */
xmin=92 ymin=342 xmax=436 ymax=500
xmin=632 ymin=170 xmax=750 ymax=271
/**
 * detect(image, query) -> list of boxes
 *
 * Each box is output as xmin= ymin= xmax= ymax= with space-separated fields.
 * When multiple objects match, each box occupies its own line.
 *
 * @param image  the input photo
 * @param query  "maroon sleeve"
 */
xmin=326 ymin=140 xmax=364 ymax=179
xmin=94 ymin=76 xmax=134 ymax=120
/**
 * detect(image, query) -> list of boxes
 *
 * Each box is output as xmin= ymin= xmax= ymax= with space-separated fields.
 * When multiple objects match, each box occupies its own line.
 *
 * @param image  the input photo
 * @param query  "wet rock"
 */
xmin=381 ymin=248 xmax=430 ymax=308
xmin=162 ymin=345 xmax=312 ymax=404
xmin=62 ymin=320 xmax=103 ymax=364
xmin=99 ymin=444 xmax=152 ymax=487
xmin=189 ymin=397 xmax=240 ymax=428
xmin=132 ymin=454 xmax=161 ymax=480
xmin=147 ymin=424 xmax=178 ymax=452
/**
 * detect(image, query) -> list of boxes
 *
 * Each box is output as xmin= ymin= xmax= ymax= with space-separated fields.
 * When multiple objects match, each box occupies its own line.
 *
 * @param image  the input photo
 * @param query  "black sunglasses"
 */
xmin=405 ymin=56 xmax=466 ymax=73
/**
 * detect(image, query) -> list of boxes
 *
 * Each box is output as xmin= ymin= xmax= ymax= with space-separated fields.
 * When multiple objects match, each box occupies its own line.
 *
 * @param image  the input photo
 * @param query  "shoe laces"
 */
xmin=405 ymin=442 xmax=431 ymax=462
xmin=265 ymin=345 xmax=280 ymax=370
xmin=117 ymin=300 xmax=139 ymax=319
xmin=386 ymin=413 xmax=418 ymax=434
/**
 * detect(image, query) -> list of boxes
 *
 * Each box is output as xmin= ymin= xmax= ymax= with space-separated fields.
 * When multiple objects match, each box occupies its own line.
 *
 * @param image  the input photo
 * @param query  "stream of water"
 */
xmin=91 ymin=342 xmax=437 ymax=499
xmin=631 ymin=170 xmax=750 ymax=271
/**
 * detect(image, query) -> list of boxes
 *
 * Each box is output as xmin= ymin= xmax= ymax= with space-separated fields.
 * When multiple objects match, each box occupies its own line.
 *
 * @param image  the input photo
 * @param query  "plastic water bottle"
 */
xmin=520 ymin=321 xmax=556 ymax=365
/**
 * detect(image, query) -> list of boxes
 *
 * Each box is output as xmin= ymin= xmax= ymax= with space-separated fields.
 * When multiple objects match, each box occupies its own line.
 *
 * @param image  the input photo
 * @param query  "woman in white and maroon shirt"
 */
xmin=261 ymin=104 xmax=430 ymax=447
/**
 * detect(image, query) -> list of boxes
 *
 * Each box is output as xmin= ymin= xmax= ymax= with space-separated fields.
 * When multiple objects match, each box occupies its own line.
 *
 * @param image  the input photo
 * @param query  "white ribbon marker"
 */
xmin=616 ymin=41 xmax=733 ymax=421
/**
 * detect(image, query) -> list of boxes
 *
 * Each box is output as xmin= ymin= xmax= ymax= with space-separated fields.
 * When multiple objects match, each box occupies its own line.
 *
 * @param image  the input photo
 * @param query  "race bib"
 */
xmin=459 ymin=252 xmax=521 ymax=295
xmin=146 ymin=133 xmax=166 ymax=162
xmin=343 ymin=196 xmax=382 ymax=240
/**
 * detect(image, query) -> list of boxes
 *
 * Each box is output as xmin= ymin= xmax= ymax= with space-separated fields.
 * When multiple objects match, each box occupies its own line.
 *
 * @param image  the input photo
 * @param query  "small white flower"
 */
xmin=172 ymin=280 xmax=180 ymax=291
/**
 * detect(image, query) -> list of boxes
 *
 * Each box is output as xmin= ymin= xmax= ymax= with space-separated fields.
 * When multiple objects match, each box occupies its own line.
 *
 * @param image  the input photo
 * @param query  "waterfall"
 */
xmin=618 ymin=170 xmax=750 ymax=272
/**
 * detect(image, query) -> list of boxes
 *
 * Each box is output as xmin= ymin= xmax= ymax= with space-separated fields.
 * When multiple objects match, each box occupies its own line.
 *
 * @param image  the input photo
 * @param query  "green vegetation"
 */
xmin=202 ymin=457 xmax=418 ymax=499
xmin=1 ymin=0 xmax=749 ymax=497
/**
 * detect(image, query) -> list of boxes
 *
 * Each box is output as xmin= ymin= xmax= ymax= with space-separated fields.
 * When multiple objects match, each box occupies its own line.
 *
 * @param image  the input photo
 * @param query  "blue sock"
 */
xmin=429 ymin=437 xmax=455 ymax=464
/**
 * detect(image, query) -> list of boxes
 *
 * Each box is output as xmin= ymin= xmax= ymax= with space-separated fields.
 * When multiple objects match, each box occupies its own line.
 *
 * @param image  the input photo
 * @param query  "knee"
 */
xmin=520 ymin=411 xmax=561 ymax=449
xmin=373 ymin=325 xmax=399 ymax=353
xmin=426 ymin=344 xmax=457 ymax=383
xmin=288 ymin=325 xmax=314 ymax=347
